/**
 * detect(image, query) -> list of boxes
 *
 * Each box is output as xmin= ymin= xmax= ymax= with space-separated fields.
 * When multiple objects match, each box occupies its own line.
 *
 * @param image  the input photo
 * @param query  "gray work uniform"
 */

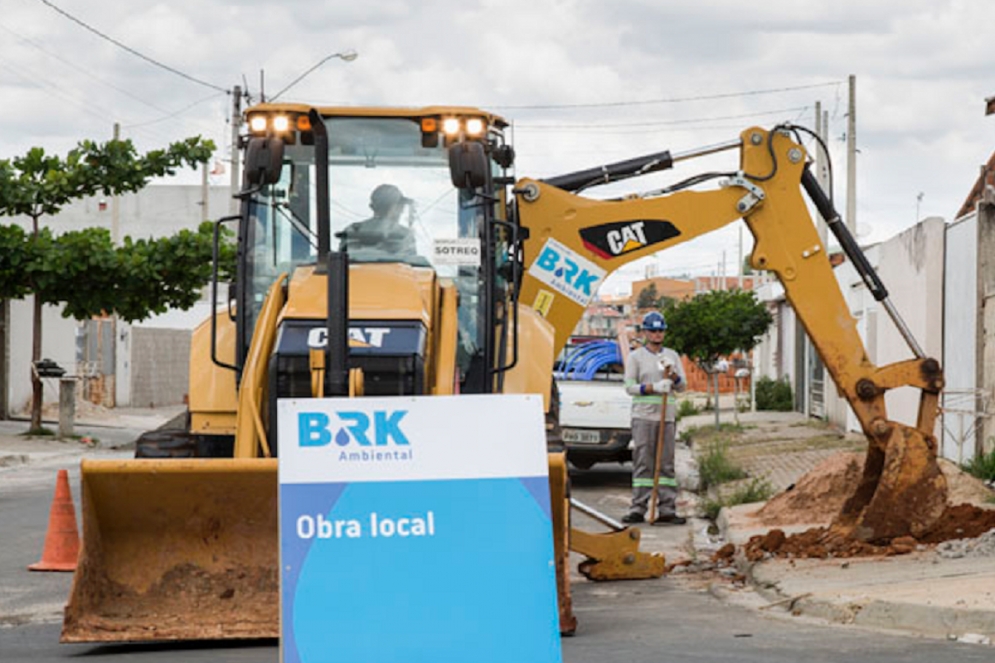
xmin=623 ymin=345 xmax=686 ymax=518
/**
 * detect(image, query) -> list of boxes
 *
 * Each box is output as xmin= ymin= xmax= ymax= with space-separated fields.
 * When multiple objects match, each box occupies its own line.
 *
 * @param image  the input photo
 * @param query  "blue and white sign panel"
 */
xmin=278 ymin=394 xmax=562 ymax=663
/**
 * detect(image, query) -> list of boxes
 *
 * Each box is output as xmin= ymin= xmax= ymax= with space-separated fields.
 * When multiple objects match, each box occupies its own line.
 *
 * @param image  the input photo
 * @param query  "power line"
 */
xmin=514 ymin=106 xmax=810 ymax=130
xmin=37 ymin=0 xmax=229 ymax=94
xmin=0 ymin=56 xmax=117 ymax=126
xmin=122 ymin=91 xmax=228 ymax=129
xmin=0 ymin=21 xmax=169 ymax=114
xmin=489 ymin=81 xmax=842 ymax=110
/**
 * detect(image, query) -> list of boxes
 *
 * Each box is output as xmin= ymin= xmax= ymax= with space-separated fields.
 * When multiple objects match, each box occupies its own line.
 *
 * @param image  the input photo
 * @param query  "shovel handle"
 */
xmin=648 ymin=403 xmax=667 ymax=522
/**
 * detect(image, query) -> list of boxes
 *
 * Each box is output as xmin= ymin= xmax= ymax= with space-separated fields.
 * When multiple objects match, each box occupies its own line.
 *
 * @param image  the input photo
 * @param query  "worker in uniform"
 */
xmin=621 ymin=311 xmax=688 ymax=525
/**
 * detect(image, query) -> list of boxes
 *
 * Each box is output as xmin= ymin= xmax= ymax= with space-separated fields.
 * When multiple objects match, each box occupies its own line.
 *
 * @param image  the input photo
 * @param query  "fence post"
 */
xmin=58 ymin=378 xmax=76 ymax=439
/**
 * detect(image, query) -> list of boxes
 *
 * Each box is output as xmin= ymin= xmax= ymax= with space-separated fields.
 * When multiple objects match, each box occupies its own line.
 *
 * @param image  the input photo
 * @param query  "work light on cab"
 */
xmin=272 ymin=115 xmax=290 ymax=132
xmin=249 ymin=115 xmax=267 ymax=134
xmin=442 ymin=117 xmax=461 ymax=136
xmin=465 ymin=118 xmax=485 ymax=136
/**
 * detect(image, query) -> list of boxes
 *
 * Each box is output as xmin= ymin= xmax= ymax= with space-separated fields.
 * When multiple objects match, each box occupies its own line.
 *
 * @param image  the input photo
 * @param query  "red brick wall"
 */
xmin=680 ymin=356 xmax=750 ymax=394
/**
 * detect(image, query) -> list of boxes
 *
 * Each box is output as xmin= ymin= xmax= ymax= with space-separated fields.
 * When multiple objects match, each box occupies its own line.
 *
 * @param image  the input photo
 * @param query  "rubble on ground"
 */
xmin=936 ymin=528 xmax=995 ymax=559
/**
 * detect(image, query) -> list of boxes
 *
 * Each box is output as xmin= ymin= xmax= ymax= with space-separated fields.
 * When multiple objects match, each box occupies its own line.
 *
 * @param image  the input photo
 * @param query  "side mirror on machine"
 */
xmin=448 ymin=141 xmax=488 ymax=189
xmin=245 ymin=137 xmax=285 ymax=186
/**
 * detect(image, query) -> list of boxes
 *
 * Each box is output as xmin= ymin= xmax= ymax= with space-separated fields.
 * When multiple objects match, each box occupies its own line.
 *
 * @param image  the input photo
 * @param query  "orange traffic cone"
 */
xmin=28 ymin=469 xmax=80 ymax=572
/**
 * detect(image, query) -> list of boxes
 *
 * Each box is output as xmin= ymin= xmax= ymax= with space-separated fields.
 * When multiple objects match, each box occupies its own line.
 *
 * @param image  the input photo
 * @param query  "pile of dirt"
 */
xmin=756 ymin=452 xmax=864 ymax=526
xmin=739 ymin=505 xmax=995 ymax=561
xmin=729 ymin=450 xmax=995 ymax=561
xmin=741 ymin=527 xmax=908 ymax=561
xmin=754 ymin=451 xmax=994 ymax=528
xmin=919 ymin=504 xmax=995 ymax=543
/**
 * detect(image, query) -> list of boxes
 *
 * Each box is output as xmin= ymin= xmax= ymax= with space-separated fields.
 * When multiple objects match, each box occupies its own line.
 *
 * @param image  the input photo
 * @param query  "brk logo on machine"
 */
xmin=579 ymin=219 xmax=680 ymax=259
xmin=527 ymin=238 xmax=606 ymax=307
xmin=298 ymin=410 xmax=413 ymax=463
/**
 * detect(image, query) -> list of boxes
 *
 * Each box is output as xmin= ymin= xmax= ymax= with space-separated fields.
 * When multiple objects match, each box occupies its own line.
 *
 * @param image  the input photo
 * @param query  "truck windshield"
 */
xmin=243 ymin=116 xmax=486 ymax=369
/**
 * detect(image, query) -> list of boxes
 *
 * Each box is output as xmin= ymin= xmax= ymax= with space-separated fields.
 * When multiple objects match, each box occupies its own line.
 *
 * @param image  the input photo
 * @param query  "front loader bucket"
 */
xmin=836 ymin=424 xmax=947 ymax=543
xmin=61 ymin=459 xmax=278 ymax=643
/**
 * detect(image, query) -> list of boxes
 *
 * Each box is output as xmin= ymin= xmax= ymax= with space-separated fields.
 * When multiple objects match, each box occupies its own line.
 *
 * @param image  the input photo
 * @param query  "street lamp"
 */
xmin=269 ymin=50 xmax=358 ymax=102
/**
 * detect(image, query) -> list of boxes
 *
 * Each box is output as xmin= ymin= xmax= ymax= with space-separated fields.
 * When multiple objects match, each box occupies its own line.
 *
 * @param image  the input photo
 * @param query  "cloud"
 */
xmin=2 ymin=0 xmax=993 ymax=282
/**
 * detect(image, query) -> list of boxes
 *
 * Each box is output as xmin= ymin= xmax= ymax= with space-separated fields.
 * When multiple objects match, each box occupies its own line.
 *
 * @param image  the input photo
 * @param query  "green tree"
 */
xmin=0 ymin=136 xmax=214 ymax=432
xmin=636 ymin=283 xmax=660 ymax=309
xmin=657 ymin=294 xmax=675 ymax=309
xmin=663 ymin=289 xmax=773 ymax=424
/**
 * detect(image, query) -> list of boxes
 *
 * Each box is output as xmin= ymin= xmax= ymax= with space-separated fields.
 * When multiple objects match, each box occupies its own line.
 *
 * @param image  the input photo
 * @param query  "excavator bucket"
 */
xmin=61 ymin=458 xmax=279 ymax=643
xmin=836 ymin=423 xmax=948 ymax=543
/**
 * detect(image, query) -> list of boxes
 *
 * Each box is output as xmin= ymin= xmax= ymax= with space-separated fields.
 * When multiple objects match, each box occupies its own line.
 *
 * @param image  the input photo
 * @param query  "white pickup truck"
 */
xmin=557 ymin=378 xmax=633 ymax=470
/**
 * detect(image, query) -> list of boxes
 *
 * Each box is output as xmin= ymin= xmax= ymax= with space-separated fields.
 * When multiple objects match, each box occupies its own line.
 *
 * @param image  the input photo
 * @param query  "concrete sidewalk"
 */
xmin=0 ymin=405 xmax=182 ymax=467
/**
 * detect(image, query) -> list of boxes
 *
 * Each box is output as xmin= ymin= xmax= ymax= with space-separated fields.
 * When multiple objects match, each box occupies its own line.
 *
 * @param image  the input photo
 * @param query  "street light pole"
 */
xmin=269 ymin=50 xmax=358 ymax=102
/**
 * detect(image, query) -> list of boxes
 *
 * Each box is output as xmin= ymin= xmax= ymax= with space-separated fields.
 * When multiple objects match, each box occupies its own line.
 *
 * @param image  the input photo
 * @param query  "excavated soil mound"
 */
xmin=755 ymin=451 xmax=994 ymax=528
xmin=756 ymin=452 xmax=864 ymax=526
xmin=732 ymin=450 xmax=995 ymax=561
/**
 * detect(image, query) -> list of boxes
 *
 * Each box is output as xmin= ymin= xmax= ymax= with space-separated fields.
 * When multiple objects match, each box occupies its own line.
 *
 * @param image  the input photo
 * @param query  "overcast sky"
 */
xmin=2 ymin=0 xmax=993 ymax=294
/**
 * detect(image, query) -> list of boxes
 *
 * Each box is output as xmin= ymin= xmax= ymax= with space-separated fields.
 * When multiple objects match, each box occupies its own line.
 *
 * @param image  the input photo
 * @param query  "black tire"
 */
xmin=195 ymin=434 xmax=235 ymax=458
xmin=134 ymin=430 xmax=196 ymax=458
xmin=568 ymin=457 xmax=596 ymax=471
xmin=546 ymin=379 xmax=563 ymax=451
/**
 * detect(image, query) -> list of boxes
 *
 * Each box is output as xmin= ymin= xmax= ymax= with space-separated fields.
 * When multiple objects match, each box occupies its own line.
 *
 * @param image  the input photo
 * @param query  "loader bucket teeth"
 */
xmin=834 ymin=425 xmax=947 ymax=543
xmin=61 ymin=459 xmax=279 ymax=643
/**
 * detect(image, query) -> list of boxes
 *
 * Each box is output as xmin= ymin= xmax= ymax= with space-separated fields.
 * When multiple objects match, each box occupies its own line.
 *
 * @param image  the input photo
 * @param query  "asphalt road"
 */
xmin=1 ymin=452 xmax=992 ymax=662
xmin=3 ymin=582 xmax=991 ymax=663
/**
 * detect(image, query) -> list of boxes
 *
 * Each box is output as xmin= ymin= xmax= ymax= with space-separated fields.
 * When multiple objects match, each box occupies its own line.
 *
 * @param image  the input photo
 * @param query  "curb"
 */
xmin=0 ymin=451 xmax=86 ymax=468
xmin=0 ymin=453 xmax=30 ymax=468
xmin=735 ymin=554 xmax=995 ymax=643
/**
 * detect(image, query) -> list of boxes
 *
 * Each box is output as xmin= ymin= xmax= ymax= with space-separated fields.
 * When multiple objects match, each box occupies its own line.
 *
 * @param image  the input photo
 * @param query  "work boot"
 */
xmin=651 ymin=514 xmax=687 ymax=526
xmin=620 ymin=512 xmax=645 ymax=524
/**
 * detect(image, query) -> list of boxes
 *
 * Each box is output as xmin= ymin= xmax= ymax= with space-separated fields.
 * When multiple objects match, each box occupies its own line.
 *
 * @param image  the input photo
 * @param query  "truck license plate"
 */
xmin=562 ymin=429 xmax=601 ymax=444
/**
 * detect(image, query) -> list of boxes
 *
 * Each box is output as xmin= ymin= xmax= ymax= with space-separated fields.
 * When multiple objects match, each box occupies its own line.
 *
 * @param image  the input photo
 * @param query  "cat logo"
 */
xmin=580 ymin=219 xmax=681 ymax=259
xmin=307 ymin=328 xmax=391 ymax=349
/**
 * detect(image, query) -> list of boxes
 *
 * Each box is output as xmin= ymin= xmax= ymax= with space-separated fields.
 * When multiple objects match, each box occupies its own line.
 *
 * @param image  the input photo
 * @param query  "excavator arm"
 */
xmin=515 ymin=127 xmax=946 ymax=542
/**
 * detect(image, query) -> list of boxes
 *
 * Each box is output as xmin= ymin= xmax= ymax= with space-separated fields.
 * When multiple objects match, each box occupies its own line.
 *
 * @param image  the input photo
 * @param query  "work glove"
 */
xmin=652 ymin=379 xmax=673 ymax=394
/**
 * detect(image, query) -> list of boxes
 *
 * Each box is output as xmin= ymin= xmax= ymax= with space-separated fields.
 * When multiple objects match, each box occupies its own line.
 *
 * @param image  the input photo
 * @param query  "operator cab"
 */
xmin=232 ymin=106 xmax=517 ymax=395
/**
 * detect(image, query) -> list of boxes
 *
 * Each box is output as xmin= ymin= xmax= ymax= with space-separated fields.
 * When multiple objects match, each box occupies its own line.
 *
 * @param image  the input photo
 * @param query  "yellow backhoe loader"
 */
xmin=61 ymin=105 xmax=946 ymax=643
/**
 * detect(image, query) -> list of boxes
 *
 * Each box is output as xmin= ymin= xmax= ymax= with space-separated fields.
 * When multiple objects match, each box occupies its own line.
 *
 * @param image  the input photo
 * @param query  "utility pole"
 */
xmin=846 ymin=74 xmax=857 ymax=234
xmin=201 ymin=162 xmax=209 ymax=221
xmin=112 ymin=123 xmax=121 ymax=245
xmin=230 ymin=85 xmax=243 ymax=214
xmin=813 ymin=102 xmax=829 ymax=247
xmin=110 ymin=123 xmax=123 ymax=408
xmin=737 ymin=226 xmax=743 ymax=289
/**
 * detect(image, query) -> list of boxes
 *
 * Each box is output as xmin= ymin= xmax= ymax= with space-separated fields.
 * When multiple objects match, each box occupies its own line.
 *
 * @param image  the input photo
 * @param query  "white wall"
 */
xmin=942 ymin=214 xmax=979 ymax=461
xmin=6 ymin=186 xmax=233 ymax=241
xmin=820 ymin=219 xmax=945 ymax=440
xmin=876 ymin=218 xmax=946 ymax=432
xmin=752 ymin=281 xmax=783 ymax=381
xmin=8 ymin=297 xmax=81 ymax=416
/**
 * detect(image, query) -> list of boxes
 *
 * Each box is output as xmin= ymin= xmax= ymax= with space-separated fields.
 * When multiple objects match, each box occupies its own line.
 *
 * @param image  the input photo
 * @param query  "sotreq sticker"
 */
xmin=432 ymin=238 xmax=481 ymax=266
xmin=527 ymin=238 xmax=606 ymax=306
